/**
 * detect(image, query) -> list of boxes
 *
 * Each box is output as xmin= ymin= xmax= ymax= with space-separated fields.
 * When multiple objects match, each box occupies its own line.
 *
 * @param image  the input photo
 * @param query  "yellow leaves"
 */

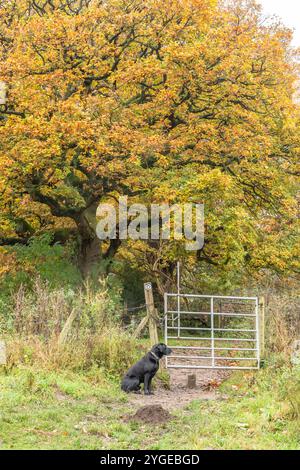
xmin=188 ymin=168 xmax=236 ymax=195
xmin=0 ymin=0 xmax=298 ymax=283
xmin=0 ymin=248 xmax=17 ymax=278
xmin=43 ymin=183 xmax=86 ymax=210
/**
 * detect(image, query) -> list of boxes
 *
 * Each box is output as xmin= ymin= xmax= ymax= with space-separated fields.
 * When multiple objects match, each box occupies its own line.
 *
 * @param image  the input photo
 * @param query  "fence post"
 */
xmin=211 ymin=297 xmax=215 ymax=367
xmin=58 ymin=309 xmax=77 ymax=347
xmin=132 ymin=315 xmax=149 ymax=339
xmin=259 ymin=296 xmax=265 ymax=363
xmin=217 ymin=300 xmax=222 ymax=330
xmin=144 ymin=282 xmax=159 ymax=346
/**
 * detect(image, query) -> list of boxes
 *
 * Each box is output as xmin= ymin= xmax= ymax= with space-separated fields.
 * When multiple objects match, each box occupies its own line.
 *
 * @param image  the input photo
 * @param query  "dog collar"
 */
xmin=150 ymin=351 xmax=159 ymax=361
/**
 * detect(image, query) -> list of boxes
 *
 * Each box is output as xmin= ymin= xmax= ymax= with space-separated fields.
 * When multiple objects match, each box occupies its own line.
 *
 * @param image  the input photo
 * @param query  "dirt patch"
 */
xmin=129 ymin=387 xmax=218 ymax=411
xmin=170 ymin=366 xmax=231 ymax=391
xmin=53 ymin=385 xmax=73 ymax=402
xmin=124 ymin=405 xmax=172 ymax=424
xmin=128 ymin=366 xmax=231 ymax=411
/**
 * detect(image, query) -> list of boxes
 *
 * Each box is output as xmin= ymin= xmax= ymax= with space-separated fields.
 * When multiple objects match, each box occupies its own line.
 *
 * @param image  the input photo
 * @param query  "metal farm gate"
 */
xmin=164 ymin=293 xmax=261 ymax=370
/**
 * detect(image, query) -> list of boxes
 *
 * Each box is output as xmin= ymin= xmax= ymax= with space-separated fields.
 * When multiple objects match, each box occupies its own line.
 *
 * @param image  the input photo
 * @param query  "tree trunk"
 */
xmin=76 ymin=211 xmax=102 ymax=278
xmin=76 ymin=209 xmax=121 ymax=278
xmin=79 ymin=235 xmax=102 ymax=278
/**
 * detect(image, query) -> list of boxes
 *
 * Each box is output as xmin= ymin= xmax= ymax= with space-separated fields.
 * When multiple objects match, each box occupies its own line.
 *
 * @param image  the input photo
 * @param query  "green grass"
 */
xmin=159 ymin=366 xmax=300 ymax=450
xmin=0 ymin=360 xmax=299 ymax=450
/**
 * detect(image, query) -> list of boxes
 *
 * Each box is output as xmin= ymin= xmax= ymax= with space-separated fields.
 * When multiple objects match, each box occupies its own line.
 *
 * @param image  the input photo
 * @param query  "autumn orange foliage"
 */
xmin=0 ymin=0 xmax=299 ymax=284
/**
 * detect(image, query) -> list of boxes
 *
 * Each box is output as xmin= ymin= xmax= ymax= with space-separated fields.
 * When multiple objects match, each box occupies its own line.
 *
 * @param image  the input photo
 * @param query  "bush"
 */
xmin=0 ymin=235 xmax=82 ymax=325
xmin=0 ymin=234 xmax=81 ymax=291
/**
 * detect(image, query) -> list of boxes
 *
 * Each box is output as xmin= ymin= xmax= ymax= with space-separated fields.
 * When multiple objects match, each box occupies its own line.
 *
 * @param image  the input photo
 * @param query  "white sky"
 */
xmin=259 ymin=0 xmax=300 ymax=47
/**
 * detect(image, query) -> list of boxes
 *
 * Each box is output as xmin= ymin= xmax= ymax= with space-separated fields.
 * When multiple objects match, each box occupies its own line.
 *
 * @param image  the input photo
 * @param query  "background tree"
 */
xmin=0 ymin=0 xmax=299 ymax=286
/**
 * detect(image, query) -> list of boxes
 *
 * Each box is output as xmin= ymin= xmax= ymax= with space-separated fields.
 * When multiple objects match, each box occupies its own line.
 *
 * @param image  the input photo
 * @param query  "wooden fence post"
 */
xmin=259 ymin=296 xmax=265 ymax=363
xmin=144 ymin=282 xmax=159 ymax=346
xmin=58 ymin=309 xmax=77 ymax=347
xmin=132 ymin=315 xmax=149 ymax=339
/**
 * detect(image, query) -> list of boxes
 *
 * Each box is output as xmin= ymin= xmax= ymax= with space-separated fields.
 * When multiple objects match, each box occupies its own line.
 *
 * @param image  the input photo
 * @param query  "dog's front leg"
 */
xmin=144 ymin=373 xmax=153 ymax=395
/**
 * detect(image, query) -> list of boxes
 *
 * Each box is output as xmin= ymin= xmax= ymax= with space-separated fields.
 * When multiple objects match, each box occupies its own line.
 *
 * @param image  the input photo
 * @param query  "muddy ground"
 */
xmin=128 ymin=367 xmax=231 ymax=413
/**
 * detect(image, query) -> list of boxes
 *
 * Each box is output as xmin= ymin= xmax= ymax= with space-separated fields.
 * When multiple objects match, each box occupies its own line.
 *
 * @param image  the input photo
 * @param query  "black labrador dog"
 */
xmin=121 ymin=343 xmax=172 ymax=395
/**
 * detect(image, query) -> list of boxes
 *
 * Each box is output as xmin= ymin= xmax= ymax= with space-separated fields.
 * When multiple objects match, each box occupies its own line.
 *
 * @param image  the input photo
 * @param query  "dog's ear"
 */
xmin=151 ymin=343 xmax=164 ymax=357
xmin=157 ymin=343 xmax=168 ymax=355
xmin=159 ymin=343 xmax=172 ymax=356
xmin=152 ymin=343 xmax=172 ymax=357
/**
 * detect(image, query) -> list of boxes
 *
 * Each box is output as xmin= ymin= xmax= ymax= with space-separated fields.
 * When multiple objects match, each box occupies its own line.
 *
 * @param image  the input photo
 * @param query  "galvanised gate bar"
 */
xmin=164 ymin=293 xmax=260 ymax=370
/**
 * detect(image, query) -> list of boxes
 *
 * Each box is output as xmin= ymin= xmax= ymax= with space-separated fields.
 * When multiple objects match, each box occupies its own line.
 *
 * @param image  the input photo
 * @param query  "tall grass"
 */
xmin=6 ymin=328 xmax=141 ymax=375
xmin=2 ymin=278 xmax=142 ymax=375
xmin=266 ymin=294 xmax=300 ymax=357
xmin=6 ymin=277 xmax=121 ymax=337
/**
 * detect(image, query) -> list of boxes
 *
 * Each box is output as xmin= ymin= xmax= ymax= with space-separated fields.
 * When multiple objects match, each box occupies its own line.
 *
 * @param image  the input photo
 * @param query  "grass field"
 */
xmin=0 ymin=359 xmax=299 ymax=450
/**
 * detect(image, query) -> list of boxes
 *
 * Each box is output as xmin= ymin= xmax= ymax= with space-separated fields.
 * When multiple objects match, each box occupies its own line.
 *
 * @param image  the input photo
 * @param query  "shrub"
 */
xmin=0 ymin=235 xmax=82 ymax=326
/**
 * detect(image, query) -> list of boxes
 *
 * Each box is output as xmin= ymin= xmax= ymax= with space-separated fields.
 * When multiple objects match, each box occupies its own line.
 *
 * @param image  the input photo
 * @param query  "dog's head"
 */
xmin=151 ymin=343 xmax=172 ymax=358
